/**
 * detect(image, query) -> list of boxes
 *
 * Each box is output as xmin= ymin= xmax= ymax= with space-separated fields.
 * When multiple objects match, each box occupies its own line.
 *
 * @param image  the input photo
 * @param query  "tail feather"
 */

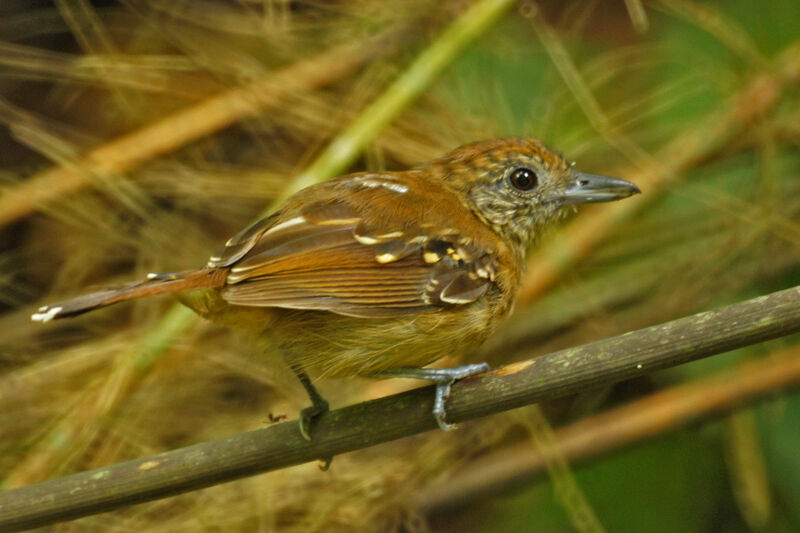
xmin=31 ymin=269 xmax=226 ymax=322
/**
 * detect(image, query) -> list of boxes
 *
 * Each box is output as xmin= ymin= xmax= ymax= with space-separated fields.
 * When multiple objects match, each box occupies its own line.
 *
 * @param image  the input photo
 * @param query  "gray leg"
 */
xmin=373 ymin=363 xmax=489 ymax=430
xmin=290 ymin=366 xmax=330 ymax=440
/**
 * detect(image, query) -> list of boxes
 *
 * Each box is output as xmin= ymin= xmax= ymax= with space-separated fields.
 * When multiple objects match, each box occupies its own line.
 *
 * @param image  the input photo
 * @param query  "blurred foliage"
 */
xmin=472 ymin=430 xmax=728 ymax=533
xmin=1 ymin=0 xmax=799 ymax=531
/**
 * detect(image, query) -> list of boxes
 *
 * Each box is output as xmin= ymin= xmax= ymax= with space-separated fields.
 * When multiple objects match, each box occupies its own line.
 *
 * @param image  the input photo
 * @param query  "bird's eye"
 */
xmin=509 ymin=167 xmax=538 ymax=191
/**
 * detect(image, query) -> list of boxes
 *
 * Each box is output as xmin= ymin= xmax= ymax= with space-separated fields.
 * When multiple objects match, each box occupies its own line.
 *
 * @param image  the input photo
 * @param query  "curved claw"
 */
xmin=433 ymin=380 xmax=456 ymax=431
xmin=290 ymin=366 xmax=330 ymax=441
xmin=299 ymin=399 xmax=329 ymax=441
xmin=318 ymin=457 xmax=334 ymax=471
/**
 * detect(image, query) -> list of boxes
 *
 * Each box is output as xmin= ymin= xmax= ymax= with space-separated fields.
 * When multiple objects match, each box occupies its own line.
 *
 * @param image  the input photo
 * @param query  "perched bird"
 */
xmin=32 ymin=138 xmax=639 ymax=437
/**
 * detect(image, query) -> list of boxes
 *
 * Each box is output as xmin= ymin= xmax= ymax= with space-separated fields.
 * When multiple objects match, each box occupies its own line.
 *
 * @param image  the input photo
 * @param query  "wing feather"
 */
xmin=210 ymin=174 xmax=499 ymax=318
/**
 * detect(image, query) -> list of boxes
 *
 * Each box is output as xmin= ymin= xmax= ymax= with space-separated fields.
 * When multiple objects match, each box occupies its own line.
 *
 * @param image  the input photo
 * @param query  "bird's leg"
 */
xmin=373 ymin=363 xmax=489 ymax=430
xmin=289 ymin=364 xmax=329 ymax=440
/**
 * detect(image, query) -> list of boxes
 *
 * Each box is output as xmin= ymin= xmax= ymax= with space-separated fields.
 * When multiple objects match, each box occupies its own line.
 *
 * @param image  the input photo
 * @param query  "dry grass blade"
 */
xmin=6 ymin=3 xmax=799 ymax=530
xmin=526 ymin=5 xmax=659 ymax=170
xmin=273 ymin=0 xmax=518 ymax=207
xmin=8 ymin=0 xmax=518 ymax=492
xmin=657 ymin=0 xmax=767 ymax=68
xmin=0 ymin=34 xmax=392 ymax=228
xmin=624 ymin=0 xmax=649 ymax=33
xmin=518 ymin=405 xmax=605 ymax=533
xmin=724 ymin=410 xmax=772 ymax=529
xmin=53 ymin=0 xmax=136 ymax=118
xmin=2 ymin=306 xmax=198 ymax=488
xmin=0 ymin=40 xmax=185 ymax=95
xmin=0 ymin=335 xmax=123 ymax=406
xmin=519 ymin=40 xmax=800 ymax=303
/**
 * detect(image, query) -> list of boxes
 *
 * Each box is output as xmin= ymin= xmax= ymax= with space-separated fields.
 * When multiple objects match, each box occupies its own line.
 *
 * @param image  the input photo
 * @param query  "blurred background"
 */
xmin=1 ymin=0 xmax=800 ymax=531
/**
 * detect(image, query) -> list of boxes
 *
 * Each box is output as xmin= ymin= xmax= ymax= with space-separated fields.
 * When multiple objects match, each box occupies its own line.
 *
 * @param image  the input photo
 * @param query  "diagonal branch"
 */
xmin=420 ymin=345 xmax=800 ymax=514
xmin=1 ymin=285 xmax=799 ymax=531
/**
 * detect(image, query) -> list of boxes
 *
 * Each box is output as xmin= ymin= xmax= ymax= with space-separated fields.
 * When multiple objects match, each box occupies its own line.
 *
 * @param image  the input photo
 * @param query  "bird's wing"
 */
xmin=206 ymin=174 xmax=499 ymax=318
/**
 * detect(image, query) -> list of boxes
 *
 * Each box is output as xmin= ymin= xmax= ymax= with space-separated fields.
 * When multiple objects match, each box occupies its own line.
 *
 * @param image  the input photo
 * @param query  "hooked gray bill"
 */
xmin=562 ymin=173 xmax=641 ymax=205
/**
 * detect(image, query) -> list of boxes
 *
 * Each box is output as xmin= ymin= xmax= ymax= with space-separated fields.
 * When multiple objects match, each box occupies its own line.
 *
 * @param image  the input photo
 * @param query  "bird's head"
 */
xmin=430 ymin=138 xmax=640 ymax=247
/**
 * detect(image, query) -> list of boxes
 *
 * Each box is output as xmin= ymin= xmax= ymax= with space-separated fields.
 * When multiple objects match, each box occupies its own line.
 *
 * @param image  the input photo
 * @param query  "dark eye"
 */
xmin=509 ymin=167 xmax=538 ymax=191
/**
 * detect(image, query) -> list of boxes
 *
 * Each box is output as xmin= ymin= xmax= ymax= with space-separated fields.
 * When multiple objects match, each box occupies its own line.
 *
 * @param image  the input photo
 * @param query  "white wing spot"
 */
xmin=354 ymin=234 xmax=379 ymax=245
xmin=32 ymin=306 xmax=62 ymax=322
xmin=440 ymin=294 xmax=471 ymax=304
xmin=260 ymin=217 xmax=306 ymax=237
xmin=352 ymin=176 xmax=408 ymax=194
xmin=384 ymin=183 xmax=408 ymax=194
xmin=227 ymin=217 xmax=308 ymax=272
xmin=375 ymin=253 xmax=397 ymax=263
xmin=423 ymin=252 xmax=441 ymax=264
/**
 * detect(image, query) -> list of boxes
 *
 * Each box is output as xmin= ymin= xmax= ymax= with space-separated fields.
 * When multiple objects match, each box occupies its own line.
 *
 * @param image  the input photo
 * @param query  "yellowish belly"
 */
xmin=181 ymin=288 xmax=502 ymax=378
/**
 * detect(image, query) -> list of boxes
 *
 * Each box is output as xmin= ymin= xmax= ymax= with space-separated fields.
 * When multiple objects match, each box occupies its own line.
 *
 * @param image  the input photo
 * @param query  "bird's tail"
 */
xmin=31 ymin=269 xmax=227 ymax=322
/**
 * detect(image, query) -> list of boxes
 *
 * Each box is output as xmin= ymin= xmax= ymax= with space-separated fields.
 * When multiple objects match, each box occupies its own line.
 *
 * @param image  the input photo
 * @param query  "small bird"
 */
xmin=32 ymin=138 xmax=639 ymax=437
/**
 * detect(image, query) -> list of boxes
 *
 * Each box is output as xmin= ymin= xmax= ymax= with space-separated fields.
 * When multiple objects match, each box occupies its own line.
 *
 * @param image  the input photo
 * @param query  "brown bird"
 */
xmin=32 ymin=138 xmax=639 ymax=437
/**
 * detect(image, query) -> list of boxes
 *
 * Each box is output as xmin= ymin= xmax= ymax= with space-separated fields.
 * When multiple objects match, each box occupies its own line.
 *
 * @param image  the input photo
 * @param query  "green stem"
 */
xmin=269 ymin=0 xmax=518 ymax=210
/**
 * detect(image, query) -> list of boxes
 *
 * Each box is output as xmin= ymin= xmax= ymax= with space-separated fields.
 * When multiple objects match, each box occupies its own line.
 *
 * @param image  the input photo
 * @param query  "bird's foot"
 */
xmin=299 ymin=396 xmax=329 ymax=441
xmin=374 ymin=363 xmax=490 ymax=430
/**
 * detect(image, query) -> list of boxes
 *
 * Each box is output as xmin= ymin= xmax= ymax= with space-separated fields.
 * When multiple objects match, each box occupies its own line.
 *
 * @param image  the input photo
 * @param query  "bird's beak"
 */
xmin=562 ymin=173 xmax=641 ymax=205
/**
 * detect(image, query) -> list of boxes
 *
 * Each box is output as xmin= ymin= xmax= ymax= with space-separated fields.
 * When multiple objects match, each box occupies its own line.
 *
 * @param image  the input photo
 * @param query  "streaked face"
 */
xmin=433 ymin=138 xmax=639 ymax=246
